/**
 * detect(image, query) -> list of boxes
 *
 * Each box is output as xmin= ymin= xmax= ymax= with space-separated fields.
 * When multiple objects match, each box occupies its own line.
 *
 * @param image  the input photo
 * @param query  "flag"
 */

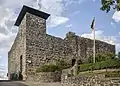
xmin=91 ymin=17 xmax=95 ymax=30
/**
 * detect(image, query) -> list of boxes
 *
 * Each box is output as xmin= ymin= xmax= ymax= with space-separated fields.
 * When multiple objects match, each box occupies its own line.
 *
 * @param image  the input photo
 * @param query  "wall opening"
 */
xmin=20 ymin=55 xmax=23 ymax=73
xmin=77 ymin=60 xmax=82 ymax=65
xmin=72 ymin=59 xmax=76 ymax=66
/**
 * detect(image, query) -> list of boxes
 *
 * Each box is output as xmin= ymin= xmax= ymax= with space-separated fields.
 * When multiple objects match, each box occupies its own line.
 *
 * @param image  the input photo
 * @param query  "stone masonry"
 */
xmin=8 ymin=5 xmax=115 ymax=80
xmin=61 ymin=73 xmax=120 ymax=86
xmin=26 ymin=72 xmax=61 ymax=83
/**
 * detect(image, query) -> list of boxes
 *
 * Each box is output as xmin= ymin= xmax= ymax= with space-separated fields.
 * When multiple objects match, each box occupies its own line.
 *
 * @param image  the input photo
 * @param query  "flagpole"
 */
xmin=91 ymin=17 xmax=96 ymax=63
xmin=93 ymin=27 xmax=95 ymax=63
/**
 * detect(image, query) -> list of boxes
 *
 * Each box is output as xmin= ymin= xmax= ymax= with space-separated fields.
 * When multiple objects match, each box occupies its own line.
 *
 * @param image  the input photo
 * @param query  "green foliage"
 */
xmin=79 ymin=71 xmax=120 ymax=77
xmin=36 ymin=64 xmax=59 ymax=72
xmin=118 ymin=51 xmax=120 ymax=58
xmin=78 ymin=63 xmax=93 ymax=71
xmin=56 ymin=60 xmax=71 ymax=70
xmin=78 ymin=59 xmax=120 ymax=72
xmin=88 ymin=53 xmax=115 ymax=63
xmin=36 ymin=60 xmax=71 ymax=73
xmin=100 ymin=0 xmax=120 ymax=12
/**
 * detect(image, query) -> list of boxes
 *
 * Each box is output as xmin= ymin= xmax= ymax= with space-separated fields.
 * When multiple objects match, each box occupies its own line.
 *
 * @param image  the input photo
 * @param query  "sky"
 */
xmin=0 ymin=0 xmax=120 ymax=79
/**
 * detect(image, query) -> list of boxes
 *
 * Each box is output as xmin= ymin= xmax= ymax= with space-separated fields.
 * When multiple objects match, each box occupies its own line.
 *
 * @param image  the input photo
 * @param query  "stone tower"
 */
xmin=8 ymin=5 xmax=50 ymax=80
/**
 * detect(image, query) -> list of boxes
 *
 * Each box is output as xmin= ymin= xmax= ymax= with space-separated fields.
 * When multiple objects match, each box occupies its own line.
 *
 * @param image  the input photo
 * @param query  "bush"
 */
xmin=78 ymin=63 xmax=93 ymax=71
xmin=56 ymin=59 xmax=71 ymax=70
xmin=36 ymin=64 xmax=59 ymax=72
xmin=78 ymin=59 xmax=120 ymax=72
xmin=88 ymin=53 xmax=115 ymax=63
xmin=36 ymin=60 xmax=71 ymax=73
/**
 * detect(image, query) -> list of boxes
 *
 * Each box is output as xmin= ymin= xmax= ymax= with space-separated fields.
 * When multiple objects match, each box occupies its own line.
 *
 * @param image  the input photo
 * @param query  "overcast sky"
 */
xmin=0 ymin=0 xmax=120 ymax=79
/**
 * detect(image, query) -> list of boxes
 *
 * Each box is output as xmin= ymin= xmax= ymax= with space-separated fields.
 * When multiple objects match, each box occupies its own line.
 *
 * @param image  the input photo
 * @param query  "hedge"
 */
xmin=36 ymin=60 xmax=71 ymax=72
xmin=87 ymin=53 xmax=115 ymax=63
xmin=36 ymin=64 xmax=59 ymax=72
xmin=78 ymin=59 xmax=120 ymax=72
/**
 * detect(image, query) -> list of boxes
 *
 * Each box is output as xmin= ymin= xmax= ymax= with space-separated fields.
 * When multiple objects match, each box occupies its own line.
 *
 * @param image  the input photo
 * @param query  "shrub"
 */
xmin=78 ymin=63 xmax=93 ymax=71
xmin=118 ymin=52 xmax=120 ymax=59
xmin=36 ymin=60 xmax=71 ymax=73
xmin=78 ymin=59 xmax=120 ymax=72
xmin=56 ymin=59 xmax=71 ymax=70
xmin=36 ymin=64 xmax=59 ymax=72
xmin=88 ymin=53 xmax=115 ymax=63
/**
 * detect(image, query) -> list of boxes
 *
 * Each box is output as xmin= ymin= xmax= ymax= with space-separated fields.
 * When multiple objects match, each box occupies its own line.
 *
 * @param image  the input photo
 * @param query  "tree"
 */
xmin=88 ymin=53 xmax=115 ymax=63
xmin=100 ymin=0 xmax=120 ymax=12
xmin=118 ymin=51 xmax=120 ymax=58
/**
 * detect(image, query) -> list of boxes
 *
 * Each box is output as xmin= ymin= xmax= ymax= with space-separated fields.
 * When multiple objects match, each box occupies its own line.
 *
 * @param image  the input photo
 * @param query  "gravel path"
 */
xmin=0 ymin=81 xmax=62 ymax=86
xmin=22 ymin=81 xmax=62 ymax=86
xmin=0 ymin=81 xmax=28 ymax=86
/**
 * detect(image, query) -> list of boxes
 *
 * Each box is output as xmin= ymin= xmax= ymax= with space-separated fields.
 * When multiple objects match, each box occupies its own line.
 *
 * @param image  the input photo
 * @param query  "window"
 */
xmin=72 ymin=59 xmax=76 ymax=66
xmin=20 ymin=55 xmax=23 ymax=73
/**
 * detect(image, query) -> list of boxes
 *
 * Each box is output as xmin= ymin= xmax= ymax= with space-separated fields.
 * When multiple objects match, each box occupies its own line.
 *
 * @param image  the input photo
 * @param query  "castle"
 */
xmin=8 ymin=5 xmax=115 ymax=80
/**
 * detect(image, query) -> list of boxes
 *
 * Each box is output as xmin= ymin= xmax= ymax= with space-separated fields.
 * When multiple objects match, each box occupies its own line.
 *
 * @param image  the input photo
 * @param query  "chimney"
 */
xmin=14 ymin=5 xmax=50 ymax=36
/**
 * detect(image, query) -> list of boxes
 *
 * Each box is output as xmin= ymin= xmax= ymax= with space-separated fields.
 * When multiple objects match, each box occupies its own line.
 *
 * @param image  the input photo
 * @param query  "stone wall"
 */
xmin=77 ymin=37 xmax=115 ymax=63
xmin=26 ymin=30 xmax=115 ymax=75
xmin=8 ymin=14 xmax=26 ymax=80
xmin=65 ymin=33 xmax=115 ymax=63
xmin=25 ymin=12 xmax=47 ymax=75
xmin=61 ymin=74 xmax=120 ymax=86
xmin=26 ymin=72 xmax=61 ymax=83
